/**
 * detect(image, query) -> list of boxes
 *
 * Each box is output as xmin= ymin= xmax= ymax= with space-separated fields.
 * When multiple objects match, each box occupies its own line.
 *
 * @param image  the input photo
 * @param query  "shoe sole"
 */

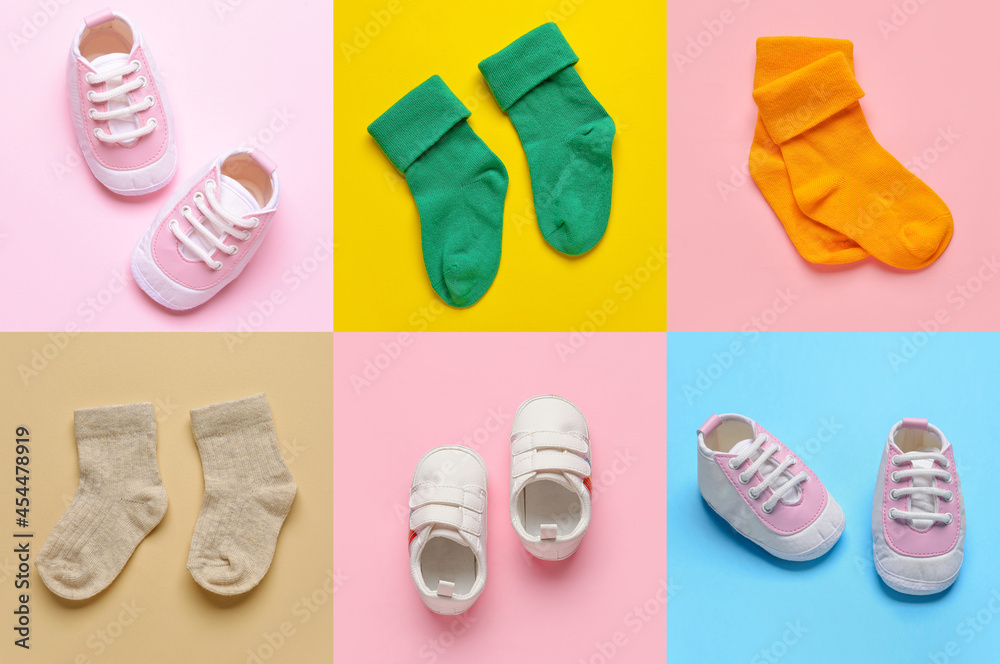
xmin=704 ymin=493 xmax=846 ymax=562
xmin=873 ymin=552 xmax=960 ymax=595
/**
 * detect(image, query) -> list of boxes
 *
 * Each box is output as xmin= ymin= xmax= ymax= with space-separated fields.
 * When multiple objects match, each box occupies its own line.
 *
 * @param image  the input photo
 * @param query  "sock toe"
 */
xmin=901 ymin=213 xmax=953 ymax=262
xmin=442 ymin=254 xmax=479 ymax=307
xmin=36 ymin=558 xmax=99 ymax=599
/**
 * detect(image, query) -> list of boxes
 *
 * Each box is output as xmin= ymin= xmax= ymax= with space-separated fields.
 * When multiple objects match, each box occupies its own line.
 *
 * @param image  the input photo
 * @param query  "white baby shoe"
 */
xmin=510 ymin=395 xmax=592 ymax=561
xmin=697 ymin=413 xmax=844 ymax=561
xmin=408 ymin=446 xmax=487 ymax=614
xmin=68 ymin=9 xmax=177 ymax=195
xmin=872 ymin=418 xmax=965 ymax=595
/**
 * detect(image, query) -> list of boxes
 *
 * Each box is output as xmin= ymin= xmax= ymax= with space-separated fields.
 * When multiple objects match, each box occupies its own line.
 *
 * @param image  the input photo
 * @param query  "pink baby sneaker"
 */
xmin=873 ymin=419 xmax=965 ymax=595
xmin=68 ymin=9 xmax=176 ymax=195
xmin=697 ymin=413 xmax=845 ymax=561
xmin=131 ymin=149 xmax=280 ymax=310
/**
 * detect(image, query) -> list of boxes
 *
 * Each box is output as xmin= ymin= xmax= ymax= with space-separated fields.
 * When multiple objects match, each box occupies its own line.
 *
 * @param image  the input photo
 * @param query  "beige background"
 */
xmin=0 ymin=333 xmax=332 ymax=663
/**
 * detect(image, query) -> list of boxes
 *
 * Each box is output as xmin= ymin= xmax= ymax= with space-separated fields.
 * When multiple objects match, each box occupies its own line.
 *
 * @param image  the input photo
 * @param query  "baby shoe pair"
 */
xmin=408 ymin=395 xmax=592 ymax=614
xmin=69 ymin=9 xmax=280 ymax=310
xmin=697 ymin=414 xmax=964 ymax=595
xmin=368 ymin=23 xmax=615 ymax=308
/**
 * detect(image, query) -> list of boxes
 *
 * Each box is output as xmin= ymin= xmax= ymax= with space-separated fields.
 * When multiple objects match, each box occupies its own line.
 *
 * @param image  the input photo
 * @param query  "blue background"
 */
xmin=668 ymin=332 xmax=999 ymax=664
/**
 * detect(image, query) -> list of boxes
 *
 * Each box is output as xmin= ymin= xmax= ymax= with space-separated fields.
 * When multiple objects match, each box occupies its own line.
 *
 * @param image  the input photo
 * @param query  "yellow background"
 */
xmin=334 ymin=0 xmax=666 ymax=331
xmin=0 ymin=333 xmax=331 ymax=664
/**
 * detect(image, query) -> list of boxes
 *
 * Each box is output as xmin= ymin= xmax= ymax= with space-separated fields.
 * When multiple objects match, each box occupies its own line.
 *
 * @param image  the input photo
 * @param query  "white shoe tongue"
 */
xmin=532 ymin=471 xmax=573 ymax=490
xmin=427 ymin=526 xmax=468 ymax=547
xmin=178 ymin=175 xmax=258 ymax=261
xmin=728 ymin=437 xmax=801 ymax=504
xmin=908 ymin=446 xmax=940 ymax=530
xmin=88 ymin=52 xmax=139 ymax=143
xmin=89 ymin=52 xmax=128 ymax=73
xmin=217 ymin=174 xmax=260 ymax=216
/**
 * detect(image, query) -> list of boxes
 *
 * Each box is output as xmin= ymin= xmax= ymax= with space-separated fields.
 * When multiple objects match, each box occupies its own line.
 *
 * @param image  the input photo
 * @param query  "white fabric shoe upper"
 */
xmin=408 ymin=446 xmax=488 ymax=615
xmin=510 ymin=395 xmax=592 ymax=561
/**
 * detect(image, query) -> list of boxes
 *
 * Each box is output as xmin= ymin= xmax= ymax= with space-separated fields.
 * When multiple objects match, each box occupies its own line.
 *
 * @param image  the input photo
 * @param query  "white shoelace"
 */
xmin=727 ymin=433 xmax=808 ymax=513
xmin=168 ymin=179 xmax=259 ymax=270
xmin=85 ymin=60 xmax=156 ymax=143
xmin=888 ymin=450 xmax=954 ymax=525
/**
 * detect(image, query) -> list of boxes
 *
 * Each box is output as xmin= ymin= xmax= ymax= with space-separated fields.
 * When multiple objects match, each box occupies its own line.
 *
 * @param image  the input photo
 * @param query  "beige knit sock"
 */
xmin=186 ymin=393 xmax=297 ymax=595
xmin=36 ymin=403 xmax=167 ymax=600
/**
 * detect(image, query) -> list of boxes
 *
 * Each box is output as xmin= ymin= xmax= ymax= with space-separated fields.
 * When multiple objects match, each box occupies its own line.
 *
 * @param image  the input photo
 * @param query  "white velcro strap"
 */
xmin=409 ymin=504 xmax=483 ymax=537
xmin=512 ymin=430 xmax=589 ymax=455
xmin=409 ymin=484 xmax=485 ymax=513
xmin=512 ymin=451 xmax=591 ymax=479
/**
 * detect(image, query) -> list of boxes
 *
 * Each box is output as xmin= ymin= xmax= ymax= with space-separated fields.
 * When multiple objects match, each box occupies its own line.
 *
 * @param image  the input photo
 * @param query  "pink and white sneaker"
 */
xmin=697 ymin=413 xmax=845 ymax=561
xmin=131 ymin=149 xmax=280 ymax=310
xmin=873 ymin=419 xmax=965 ymax=595
xmin=68 ymin=9 xmax=176 ymax=195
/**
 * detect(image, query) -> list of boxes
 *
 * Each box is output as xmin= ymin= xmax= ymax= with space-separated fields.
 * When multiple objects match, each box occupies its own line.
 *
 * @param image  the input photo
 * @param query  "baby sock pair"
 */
xmin=36 ymin=394 xmax=297 ymax=599
xmin=750 ymin=37 xmax=952 ymax=269
xmin=368 ymin=23 xmax=616 ymax=308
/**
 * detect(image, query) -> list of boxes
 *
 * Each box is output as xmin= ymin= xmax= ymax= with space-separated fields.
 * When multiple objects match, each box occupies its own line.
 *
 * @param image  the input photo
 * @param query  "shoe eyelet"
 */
xmin=193 ymin=192 xmax=204 ymax=202
xmin=889 ymin=489 xmax=898 ymax=500
xmin=728 ymin=459 xmax=739 ymax=470
xmin=945 ymin=492 xmax=954 ymax=502
xmin=249 ymin=217 xmax=260 ymax=228
xmin=86 ymin=91 xmax=96 ymax=102
xmin=738 ymin=473 xmax=749 ymax=485
xmin=945 ymin=473 xmax=953 ymax=484
xmin=942 ymin=460 xmax=950 ymax=469
xmin=890 ymin=455 xmax=901 ymax=466
xmin=182 ymin=206 xmax=191 ymax=214
xmin=87 ymin=108 xmax=97 ymax=119
xmin=130 ymin=59 xmax=142 ymax=72
xmin=92 ymin=127 xmax=102 ymax=138
xmin=226 ymin=245 xmax=238 ymax=256
xmin=138 ymin=75 xmax=148 ymax=88
xmin=147 ymin=118 xmax=157 ymax=129
xmin=747 ymin=486 xmax=758 ymax=498
xmin=168 ymin=220 xmax=179 ymax=231
xmin=145 ymin=95 xmax=155 ymax=108
xmin=211 ymin=261 xmax=223 ymax=271
xmin=945 ymin=514 xmax=954 ymax=525
xmin=762 ymin=503 xmax=774 ymax=514
xmin=241 ymin=230 xmax=252 ymax=241
xmin=888 ymin=508 xmax=898 ymax=519
xmin=890 ymin=471 xmax=900 ymax=483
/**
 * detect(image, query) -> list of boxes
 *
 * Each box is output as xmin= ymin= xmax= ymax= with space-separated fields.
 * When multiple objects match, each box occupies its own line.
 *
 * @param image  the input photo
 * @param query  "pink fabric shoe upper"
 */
xmin=880 ymin=421 xmax=962 ymax=558
xmin=151 ymin=152 xmax=277 ymax=291
xmin=73 ymin=45 xmax=169 ymax=171
xmin=709 ymin=419 xmax=828 ymax=535
xmin=72 ymin=10 xmax=171 ymax=172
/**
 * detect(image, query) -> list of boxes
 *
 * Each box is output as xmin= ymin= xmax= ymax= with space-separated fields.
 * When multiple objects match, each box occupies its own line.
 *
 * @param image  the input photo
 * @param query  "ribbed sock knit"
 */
xmin=37 ymin=403 xmax=167 ymax=600
xmin=186 ymin=393 xmax=297 ymax=595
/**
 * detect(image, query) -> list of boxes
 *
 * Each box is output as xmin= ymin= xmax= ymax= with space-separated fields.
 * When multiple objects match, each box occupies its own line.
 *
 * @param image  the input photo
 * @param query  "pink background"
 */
xmin=0 ymin=0 xmax=331 ymax=331
xmin=333 ymin=333 xmax=667 ymax=663
xmin=668 ymin=0 xmax=1000 ymax=331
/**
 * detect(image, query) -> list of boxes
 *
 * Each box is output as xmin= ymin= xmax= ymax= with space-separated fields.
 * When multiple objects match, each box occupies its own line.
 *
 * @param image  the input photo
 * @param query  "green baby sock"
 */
xmin=369 ymin=76 xmax=508 ymax=308
xmin=479 ymin=23 xmax=615 ymax=256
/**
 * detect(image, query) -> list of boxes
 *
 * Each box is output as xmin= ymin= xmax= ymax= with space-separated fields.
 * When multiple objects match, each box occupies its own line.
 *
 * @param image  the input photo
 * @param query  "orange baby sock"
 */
xmin=753 ymin=37 xmax=952 ymax=270
xmin=750 ymin=37 xmax=868 ymax=265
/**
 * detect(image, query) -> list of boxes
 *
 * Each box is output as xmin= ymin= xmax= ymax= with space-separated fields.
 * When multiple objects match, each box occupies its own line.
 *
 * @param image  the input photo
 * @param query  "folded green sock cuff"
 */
xmin=478 ymin=22 xmax=579 ymax=111
xmin=368 ymin=75 xmax=471 ymax=172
